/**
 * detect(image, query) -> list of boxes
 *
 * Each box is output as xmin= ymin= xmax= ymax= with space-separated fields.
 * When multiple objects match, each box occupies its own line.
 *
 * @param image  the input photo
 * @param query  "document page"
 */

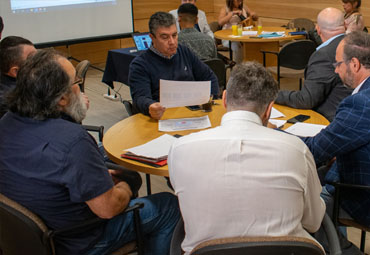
xmin=285 ymin=123 xmax=326 ymax=137
xmin=159 ymin=79 xmax=211 ymax=108
xmin=270 ymin=107 xmax=285 ymax=118
xmin=159 ymin=116 xmax=211 ymax=132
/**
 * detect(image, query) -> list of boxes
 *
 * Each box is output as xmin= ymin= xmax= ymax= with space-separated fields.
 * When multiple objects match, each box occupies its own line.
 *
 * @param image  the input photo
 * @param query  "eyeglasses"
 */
xmin=71 ymin=76 xmax=83 ymax=86
xmin=332 ymin=61 xmax=344 ymax=68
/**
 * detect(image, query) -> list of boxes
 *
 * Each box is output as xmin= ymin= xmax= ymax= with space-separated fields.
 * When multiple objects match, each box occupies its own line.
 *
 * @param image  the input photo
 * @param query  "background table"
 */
xmin=214 ymin=27 xmax=305 ymax=66
xmin=103 ymin=100 xmax=329 ymax=178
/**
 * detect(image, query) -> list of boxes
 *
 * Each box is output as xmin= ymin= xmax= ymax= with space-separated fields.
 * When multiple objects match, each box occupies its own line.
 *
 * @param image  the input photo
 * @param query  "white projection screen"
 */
xmin=0 ymin=0 xmax=134 ymax=47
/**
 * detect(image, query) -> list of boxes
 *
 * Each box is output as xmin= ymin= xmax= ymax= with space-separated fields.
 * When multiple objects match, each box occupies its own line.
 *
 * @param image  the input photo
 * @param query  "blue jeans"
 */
xmin=87 ymin=192 xmax=180 ymax=255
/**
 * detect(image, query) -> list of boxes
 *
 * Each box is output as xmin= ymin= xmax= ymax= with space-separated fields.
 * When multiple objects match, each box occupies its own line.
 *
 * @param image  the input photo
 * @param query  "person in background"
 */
xmin=342 ymin=0 xmax=366 ymax=33
xmin=169 ymin=0 xmax=214 ymax=39
xmin=0 ymin=36 xmax=36 ymax=117
xmin=128 ymin=12 xmax=219 ymax=120
xmin=218 ymin=0 xmax=257 ymax=63
xmin=275 ymin=8 xmax=352 ymax=122
xmin=178 ymin=3 xmax=217 ymax=61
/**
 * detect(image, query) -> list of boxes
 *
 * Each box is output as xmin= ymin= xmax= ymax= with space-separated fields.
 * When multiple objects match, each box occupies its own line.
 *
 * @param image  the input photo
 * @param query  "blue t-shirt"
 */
xmin=0 ymin=112 xmax=114 ymax=254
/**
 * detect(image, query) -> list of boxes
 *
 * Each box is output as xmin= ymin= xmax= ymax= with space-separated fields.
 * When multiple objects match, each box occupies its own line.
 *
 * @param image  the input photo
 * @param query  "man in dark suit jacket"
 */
xmin=303 ymin=31 xmax=370 ymax=254
xmin=276 ymin=8 xmax=352 ymax=122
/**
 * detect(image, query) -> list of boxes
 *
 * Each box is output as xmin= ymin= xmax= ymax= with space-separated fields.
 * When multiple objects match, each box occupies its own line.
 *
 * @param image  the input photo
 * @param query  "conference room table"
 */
xmin=214 ymin=27 xmax=306 ymax=66
xmin=103 ymin=100 xmax=329 ymax=193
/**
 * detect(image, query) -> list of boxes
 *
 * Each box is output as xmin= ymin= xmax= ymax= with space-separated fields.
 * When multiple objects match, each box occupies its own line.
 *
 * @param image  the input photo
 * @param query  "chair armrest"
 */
xmin=328 ymin=181 xmax=370 ymax=191
xmin=83 ymin=125 xmax=104 ymax=142
xmin=321 ymin=213 xmax=342 ymax=255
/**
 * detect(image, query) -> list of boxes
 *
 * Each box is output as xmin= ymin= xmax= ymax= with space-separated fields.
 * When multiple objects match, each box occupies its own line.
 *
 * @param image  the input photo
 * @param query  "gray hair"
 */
xmin=226 ymin=62 xmax=279 ymax=114
xmin=149 ymin=12 xmax=176 ymax=35
xmin=343 ymin=31 xmax=370 ymax=69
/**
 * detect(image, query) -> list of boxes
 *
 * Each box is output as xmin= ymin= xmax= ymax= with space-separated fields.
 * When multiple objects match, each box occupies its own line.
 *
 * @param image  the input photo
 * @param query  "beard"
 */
xmin=342 ymin=67 xmax=355 ymax=89
xmin=64 ymin=91 xmax=88 ymax=123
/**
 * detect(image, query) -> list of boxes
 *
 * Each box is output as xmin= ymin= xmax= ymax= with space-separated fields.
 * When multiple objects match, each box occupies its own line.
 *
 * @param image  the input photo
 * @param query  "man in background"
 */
xmin=0 ymin=49 xmax=180 ymax=255
xmin=169 ymin=62 xmax=325 ymax=254
xmin=0 ymin=36 xmax=36 ymax=117
xmin=170 ymin=0 xmax=213 ymax=39
xmin=276 ymin=7 xmax=352 ymax=122
xmin=178 ymin=3 xmax=217 ymax=61
xmin=129 ymin=12 xmax=219 ymax=120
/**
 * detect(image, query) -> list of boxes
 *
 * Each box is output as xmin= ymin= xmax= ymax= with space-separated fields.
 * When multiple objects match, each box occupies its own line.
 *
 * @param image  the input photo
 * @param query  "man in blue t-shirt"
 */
xmin=128 ymin=11 xmax=219 ymax=120
xmin=0 ymin=49 xmax=180 ymax=255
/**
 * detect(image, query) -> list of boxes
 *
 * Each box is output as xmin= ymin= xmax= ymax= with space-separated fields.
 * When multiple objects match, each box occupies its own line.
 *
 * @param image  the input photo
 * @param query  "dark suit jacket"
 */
xmin=0 ymin=73 xmax=16 ymax=118
xmin=276 ymin=34 xmax=352 ymax=122
xmin=303 ymin=77 xmax=370 ymax=227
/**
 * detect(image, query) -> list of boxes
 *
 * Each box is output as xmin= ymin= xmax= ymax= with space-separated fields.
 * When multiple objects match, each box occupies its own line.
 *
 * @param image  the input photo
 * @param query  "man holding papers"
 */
xmin=168 ymin=62 xmax=325 ymax=254
xmin=302 ymin=31 xmax=370 ymax=254
xmin=128 ymin=11 xmax=219 ymax=120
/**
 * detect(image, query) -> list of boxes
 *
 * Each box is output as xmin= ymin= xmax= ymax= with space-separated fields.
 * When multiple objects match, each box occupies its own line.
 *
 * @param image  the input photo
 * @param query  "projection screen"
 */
xmin=0 ymin=0 xmax=134 ymax=47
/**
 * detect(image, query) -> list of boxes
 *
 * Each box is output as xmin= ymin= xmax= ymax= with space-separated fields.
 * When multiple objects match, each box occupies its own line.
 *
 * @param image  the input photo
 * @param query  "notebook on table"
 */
xmin=132 ymin=33 xmax=152 ymax=51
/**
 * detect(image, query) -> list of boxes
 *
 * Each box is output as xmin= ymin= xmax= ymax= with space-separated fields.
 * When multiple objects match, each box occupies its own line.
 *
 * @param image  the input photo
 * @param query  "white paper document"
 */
xmin=285 ymin=123 xmax=327 ymax=137
xmin=159 ymin=116 xmax=211 ymax=132
xmin=125 ymin=134 xmax=177 ymax=160
xmin=242 ymin=31 xmax=258 ymax=36
xmin=269 ymin=119 xmax=287 ymax=128
xmin=159 ymin=79 xmax=211 ymax=108
xmin=270 ymin=107 xmax=285 ymax=119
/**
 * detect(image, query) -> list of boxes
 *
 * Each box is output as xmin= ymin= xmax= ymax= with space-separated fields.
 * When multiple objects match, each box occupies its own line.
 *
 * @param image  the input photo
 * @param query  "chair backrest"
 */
xmin=208 ymin=21 xmax=223 ymax=46
xmin=288 ymin=18 xmax=315 ymax=32
xmin=75 ymin=60 xmax=91 ymax=92
xmin=203 ymin=58 xmax=226 ymax=92
xmin=279 ymin=40 xmax=316 ymax=70
xmin=0 ymin=193 xmax=53 ymax=255
xmin=190 ymin=236 xmax=325 ymax=255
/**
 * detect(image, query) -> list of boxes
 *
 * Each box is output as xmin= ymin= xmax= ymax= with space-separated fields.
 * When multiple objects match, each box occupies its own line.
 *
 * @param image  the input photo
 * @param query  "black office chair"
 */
xmin=330 ymin=181 xmax=370 ymax=253
xmin=203 ymin=58 xmax=227 ymax=93
xmin=261 ymin=39 xmax=316 ymax=90
xmin=75 ymin=60 xmax=91 ymax=92
xmin=0 ymin=193 xmax=144 ymax=255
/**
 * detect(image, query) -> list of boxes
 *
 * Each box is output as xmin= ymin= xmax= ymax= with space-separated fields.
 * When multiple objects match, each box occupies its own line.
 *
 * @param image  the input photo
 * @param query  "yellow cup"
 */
xmin=257 ymin=25 xmax=262 ymax=34
xmin=237 ymin=25 xmax=243 ymax=36
xmin=232 ymin=25 xmax=238 ymax=36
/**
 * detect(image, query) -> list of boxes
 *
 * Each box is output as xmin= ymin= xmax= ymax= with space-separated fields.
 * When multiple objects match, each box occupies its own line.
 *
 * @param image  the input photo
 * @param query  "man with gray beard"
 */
xmin=0 ymin=49 xmax=180 ymax=255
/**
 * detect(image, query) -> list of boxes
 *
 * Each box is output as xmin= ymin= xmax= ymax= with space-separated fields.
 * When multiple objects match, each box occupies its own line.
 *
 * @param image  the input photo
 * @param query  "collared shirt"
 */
xmin=169 ymin=110 xmax=325 ymax=254
xmin=352 ymin=76 xmax=370 ymax=95
xmin=316 ymin=33 xmax=344 ymax=51
xmin=149 ymin=45 xmax=175 ymax=59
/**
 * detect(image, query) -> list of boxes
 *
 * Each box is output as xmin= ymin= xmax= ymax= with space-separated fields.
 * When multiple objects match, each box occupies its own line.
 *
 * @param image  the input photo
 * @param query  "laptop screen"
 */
xmin=132 ymin=33 xmax=152 ymax=51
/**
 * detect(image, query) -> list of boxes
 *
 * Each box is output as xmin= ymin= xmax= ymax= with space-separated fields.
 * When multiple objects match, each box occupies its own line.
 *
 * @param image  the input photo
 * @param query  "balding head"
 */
xmin=317 ymin=8 xmax=345 ymax=42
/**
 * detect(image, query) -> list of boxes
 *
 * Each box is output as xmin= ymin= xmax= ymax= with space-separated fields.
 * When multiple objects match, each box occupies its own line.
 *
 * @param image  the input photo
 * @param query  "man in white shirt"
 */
xmin=169 ymin=0 xmax=214 ymax=39
xmin=168 ymin=61 xmax=326 ymax=254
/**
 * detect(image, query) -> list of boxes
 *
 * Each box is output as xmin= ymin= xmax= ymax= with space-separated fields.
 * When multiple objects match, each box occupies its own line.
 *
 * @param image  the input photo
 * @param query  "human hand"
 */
xmin=81 ymin=92 xmax=90 ymax=110
xmin=232 ymin=10 xmax=242 ymax=16
xmin=267 ymin=121 xmax=277 ymax=129
xmin=149 ymin=102 xmax=166 ymax=120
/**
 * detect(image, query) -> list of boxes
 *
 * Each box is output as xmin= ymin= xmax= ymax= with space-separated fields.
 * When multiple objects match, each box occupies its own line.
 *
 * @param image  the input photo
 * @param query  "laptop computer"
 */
xmin=132 ymin=32 xmax=152 ymax=51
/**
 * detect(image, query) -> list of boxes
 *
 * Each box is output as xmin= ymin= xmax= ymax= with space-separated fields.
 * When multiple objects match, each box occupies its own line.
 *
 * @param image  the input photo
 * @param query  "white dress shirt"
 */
xmin=169 ymin=9 xmax=214 ymax=39
xmin=168 ymin=110 xmax=325 ymax=254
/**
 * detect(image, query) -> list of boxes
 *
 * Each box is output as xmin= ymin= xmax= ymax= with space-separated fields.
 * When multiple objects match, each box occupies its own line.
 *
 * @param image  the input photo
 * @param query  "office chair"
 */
xmin=261 ymin=39 xmax=316 ymax=90
xmin=330 ymin=181 xmax=370 ymax=253
xmin=209 ymin=21 xmax=233 ymax=61
xmin=203 ymin=58 xmax=227 ymax=93
xmin=75 ymin=60 xmax=91 ymax=92
xmin=0 ymin=193 xmax=144 ymax=255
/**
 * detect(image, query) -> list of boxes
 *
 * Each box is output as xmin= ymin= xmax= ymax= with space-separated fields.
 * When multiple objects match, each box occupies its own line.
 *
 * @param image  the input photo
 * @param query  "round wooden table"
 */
xmin=214 ymin=27 xmax=305 ymax=66
xmin=103 ymin=101 xmax=329 ymax=178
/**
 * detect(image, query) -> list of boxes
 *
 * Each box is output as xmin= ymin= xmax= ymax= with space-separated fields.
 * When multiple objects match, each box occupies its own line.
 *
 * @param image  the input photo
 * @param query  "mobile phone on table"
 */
xmin=186 ymin=105 xmax=201 ymax=111
xmin=287 ymin=114 xmax=310 ymax=124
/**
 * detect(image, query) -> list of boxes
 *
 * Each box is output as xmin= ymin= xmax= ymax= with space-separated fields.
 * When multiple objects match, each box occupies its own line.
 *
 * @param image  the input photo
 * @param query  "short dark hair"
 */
xmin=178 ymin=3 xmax=198 ymax=24
xmin=0 ymin=36 xmax=34 ymax=74
xmin=8 ymin=49 xmax=72 ymax=120
xmin=343 ymin=31 xmax=370 ymax=69
xmin=149 ymin=12 xmax=176 ymax=35
xmin=226 ymin=62 xmax=279 ymax=114
xmin=342 ymin=0 xmax=361 ymax=9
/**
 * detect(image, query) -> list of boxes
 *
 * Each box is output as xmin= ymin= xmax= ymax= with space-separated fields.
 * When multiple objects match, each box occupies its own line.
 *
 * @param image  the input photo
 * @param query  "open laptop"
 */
xmin=132 ymin=32 xmax=152 ymax=51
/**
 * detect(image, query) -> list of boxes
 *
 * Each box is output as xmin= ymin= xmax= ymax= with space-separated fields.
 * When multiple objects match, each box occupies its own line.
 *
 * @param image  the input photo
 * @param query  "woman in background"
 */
xmin=342 ymin=0 xmax=366 ymax=33
xmin=218 ymin=0 xmax=257 ymax=63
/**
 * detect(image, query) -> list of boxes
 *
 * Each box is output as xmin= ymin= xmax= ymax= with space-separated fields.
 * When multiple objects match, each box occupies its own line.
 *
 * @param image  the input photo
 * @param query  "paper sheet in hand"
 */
xmin=285 ymin=123 xmax=326 ymax=137
xmin=159 ymin=116 xmax=211 ymax=132
xmin=269 ymin=119 xmax=287 ymax=128
xmin=159 ymin=79 xmax=211 ymax=108
xmin=270 ymin=107 xmax=285 ymax=118
xmin=125 ymin=134 xmax=177 ymax=160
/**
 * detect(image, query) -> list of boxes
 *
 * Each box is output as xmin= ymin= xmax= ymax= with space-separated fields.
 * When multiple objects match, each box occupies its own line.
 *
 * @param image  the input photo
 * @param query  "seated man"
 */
xmin=0 ymin=36 xmax=36 ymax=117
xmin=169 ymin=0 xmax=213 ymax=39
xmin=128 ymin=11 xmax=219 ymax=120
xmin=169 ymin=61 xmax=325 ymax=254
xmin=178 ymin=3 xmax=217 ymax=61
xmin=276 ymin=8 xmax=352 ymax=122
xmin=302 ymin=31 xmax=370 ymax=254
xmin=0 ymin=49 xmax=180 ymax=255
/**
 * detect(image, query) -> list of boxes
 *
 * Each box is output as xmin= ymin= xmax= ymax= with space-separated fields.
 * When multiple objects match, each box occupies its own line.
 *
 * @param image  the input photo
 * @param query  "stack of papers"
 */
xmin=259 ymin=31 xmax=285 ymax=38
xmin=242 ymin=31 xmax=258 ymax=36
xmin=285 ymin=123 xmax=326 ymax=137
xmin=159 ymin=116 xmax=211 ymax=132
xmin=121 ymin=134 xmax=177 ymax=167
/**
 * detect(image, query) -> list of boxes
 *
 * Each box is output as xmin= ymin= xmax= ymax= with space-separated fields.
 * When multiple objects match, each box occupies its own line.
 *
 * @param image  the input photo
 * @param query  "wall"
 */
xmin=58 ymin=0 xmax=369 ymax=64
